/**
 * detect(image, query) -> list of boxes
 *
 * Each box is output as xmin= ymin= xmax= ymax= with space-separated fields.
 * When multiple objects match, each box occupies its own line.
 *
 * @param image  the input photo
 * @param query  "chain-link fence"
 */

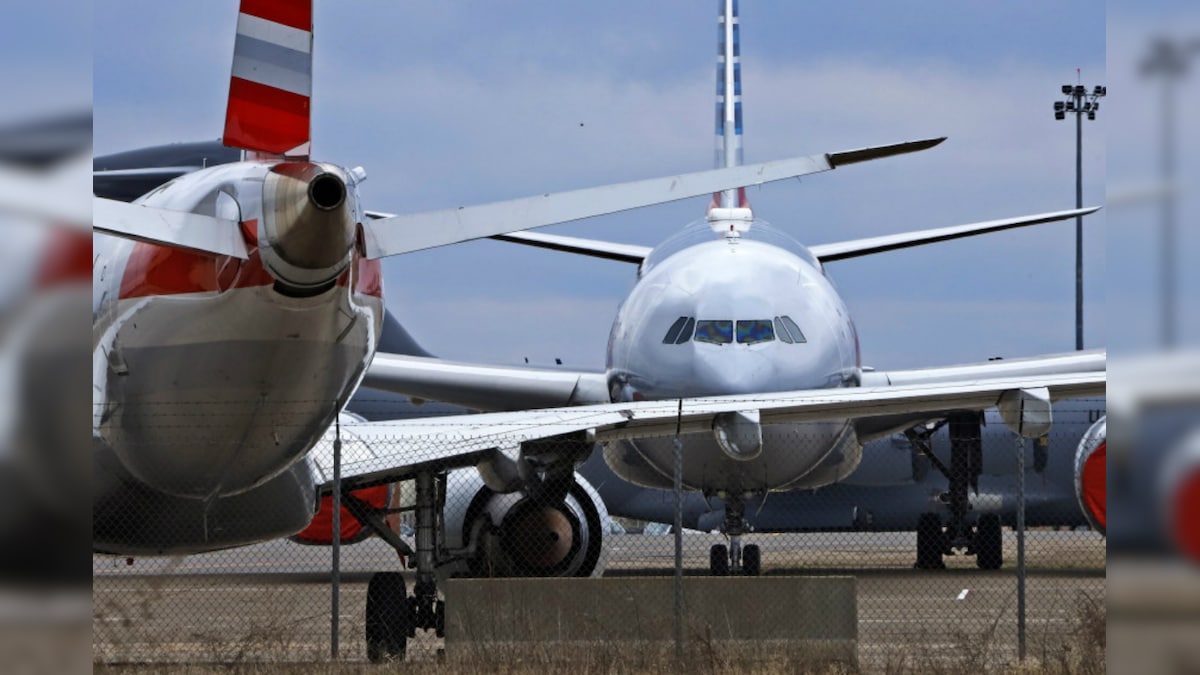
xmin=93 ymin=398 xmax=1106 ymax=671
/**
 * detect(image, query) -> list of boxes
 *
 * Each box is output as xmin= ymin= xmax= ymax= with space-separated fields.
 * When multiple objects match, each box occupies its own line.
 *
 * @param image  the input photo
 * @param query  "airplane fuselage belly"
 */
xmin=604 ymin=418 xmax=858 ymax=494
xmin=94 ymin=284 xmax=381 ymax=499
xmin=93 ymin=438 xmax=317 ymax=555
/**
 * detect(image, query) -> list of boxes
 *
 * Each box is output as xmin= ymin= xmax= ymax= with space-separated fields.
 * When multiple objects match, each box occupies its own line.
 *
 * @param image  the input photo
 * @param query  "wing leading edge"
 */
xmin=311 ymin=370 xmax=1104 ymax=492
xmin=481 ymin=207 xmax=1101 ymax=266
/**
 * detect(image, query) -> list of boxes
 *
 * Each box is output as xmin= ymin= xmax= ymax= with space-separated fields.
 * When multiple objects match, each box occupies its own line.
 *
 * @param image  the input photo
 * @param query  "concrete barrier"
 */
xmin=444 ymin=576 xmax=856 ymax=661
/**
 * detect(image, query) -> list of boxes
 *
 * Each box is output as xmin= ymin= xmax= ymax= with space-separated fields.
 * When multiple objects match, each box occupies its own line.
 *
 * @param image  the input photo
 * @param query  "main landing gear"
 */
xmin=908 ymin=411 xmax=1004 ymax=571
xmin=345 ymin=471 xmax=446 ymax=662
xmin=708 ymin=497 xmax=762 ymax=576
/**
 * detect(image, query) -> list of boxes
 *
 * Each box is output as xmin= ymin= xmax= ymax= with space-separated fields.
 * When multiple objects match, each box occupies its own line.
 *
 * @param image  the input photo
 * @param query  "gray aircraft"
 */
xmin=576 ymin=396 xmax=1106 ymax=571
xmin=93 ymin=0 xmax=1105 ymax=660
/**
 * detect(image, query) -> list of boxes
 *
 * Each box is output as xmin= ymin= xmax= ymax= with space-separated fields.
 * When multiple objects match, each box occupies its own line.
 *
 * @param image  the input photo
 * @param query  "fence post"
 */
xmin=673 ymin=400 xmax=684 ymax=661
xmin=1015 ymin=433 xmax=1026 ymax=661
xmin=330 ymin=418 xmax=342 ymax=660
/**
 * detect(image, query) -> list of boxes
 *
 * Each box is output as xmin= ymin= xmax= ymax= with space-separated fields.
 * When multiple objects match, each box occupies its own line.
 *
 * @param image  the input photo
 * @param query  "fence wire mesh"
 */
xmin=92 ymin=397 xmax=1106 ymax=672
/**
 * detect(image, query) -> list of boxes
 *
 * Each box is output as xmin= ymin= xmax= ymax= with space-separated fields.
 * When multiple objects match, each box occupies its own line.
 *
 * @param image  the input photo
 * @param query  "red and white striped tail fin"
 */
xmin=222 ymin=0 xmax=313 ymax=158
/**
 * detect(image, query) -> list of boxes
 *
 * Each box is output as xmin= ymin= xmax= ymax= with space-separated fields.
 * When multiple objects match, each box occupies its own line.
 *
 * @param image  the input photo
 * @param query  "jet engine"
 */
xmin=1160 ymin=426 xmax=1200 ymax=563
xmin=1073 ymin=416 xmax=1106 ymax=535
xmin=443 ymin=469 xmax=611 ymax=578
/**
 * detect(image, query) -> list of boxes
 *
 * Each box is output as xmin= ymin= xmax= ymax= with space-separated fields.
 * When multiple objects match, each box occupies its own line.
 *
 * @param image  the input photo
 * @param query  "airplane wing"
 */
xmin=359 ymin=137 xmax=945 ymax=259
xmin=93 ymin=197 xmax=249 ymax=259
xmin=808 ymin=207 xmax=1100 ymax=262
xmin=311 ymin=370 xmax=1104 ymax=491
xmin=854 ymin=349 xmax=1106 ymax=441
xmin=362 ymin=353 xmax=610 ymax=411
xmin=470 ymin=207 xmax=1100 ymax=266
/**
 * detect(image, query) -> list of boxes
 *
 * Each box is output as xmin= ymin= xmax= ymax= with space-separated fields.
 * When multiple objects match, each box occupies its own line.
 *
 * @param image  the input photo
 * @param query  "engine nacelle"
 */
xmin=289 ymin=483 xmax=398 ymax=546
xmin=443 ymin=469 xmax=611 ymax=578
xmin=1074 ymin=416 xmax=1106 ymax=535
xmin=1160 ymin=426 xmax=1200 ymax=563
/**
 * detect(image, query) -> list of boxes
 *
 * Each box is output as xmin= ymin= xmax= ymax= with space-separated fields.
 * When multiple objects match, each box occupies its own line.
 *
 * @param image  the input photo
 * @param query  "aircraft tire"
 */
xmin=365 ymin=572 xmax=409 ymax=662
xmin=976 ymin=514 xmax=1003 ymax=570
xmin=710 ymin=544 xmax=730 ymax=576
xmin=742 ymin=544 xmax=761 ymax=576
xmin=915 ymin=512 xmax=946 ymax=570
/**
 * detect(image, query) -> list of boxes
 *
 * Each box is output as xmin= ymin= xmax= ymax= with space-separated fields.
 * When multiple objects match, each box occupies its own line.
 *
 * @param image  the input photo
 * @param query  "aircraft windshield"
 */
xmin=694 ymin=320 xmax=734 ymax=345
xmin=640 ymin=216 xmax=820 ymax=275
xmin=736 ymin=319 xmax=775 ymax=344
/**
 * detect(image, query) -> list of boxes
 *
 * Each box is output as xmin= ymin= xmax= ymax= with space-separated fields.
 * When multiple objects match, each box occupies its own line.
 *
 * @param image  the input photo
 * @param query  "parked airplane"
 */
xmin=93 ymin=0 xmax=1104 ymax=661
xmin=357 ymin=0 xmax=1103 ymax=579
xmin=576 ymin=397 xmax=1106 ymax=570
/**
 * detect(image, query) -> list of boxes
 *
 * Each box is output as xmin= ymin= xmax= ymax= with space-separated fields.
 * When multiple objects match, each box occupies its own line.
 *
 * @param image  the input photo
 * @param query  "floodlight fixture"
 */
xmin=1062 ymin=84 xmax=1072 ymax=94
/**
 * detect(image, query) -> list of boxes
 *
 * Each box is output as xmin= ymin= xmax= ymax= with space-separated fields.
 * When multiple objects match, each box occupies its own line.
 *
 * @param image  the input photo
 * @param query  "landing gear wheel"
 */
xmin=742 ymin=544 xmax=761 ymax=576
xmin=976 ymin=513 xmax=1003 ymax=570
xmin=710 ymin=543 xmax=730 ymax=576
xmin=915 ymin=512 xmax=946 ymax=570
xmin=365 ymin=572 xmax=410 ymax=662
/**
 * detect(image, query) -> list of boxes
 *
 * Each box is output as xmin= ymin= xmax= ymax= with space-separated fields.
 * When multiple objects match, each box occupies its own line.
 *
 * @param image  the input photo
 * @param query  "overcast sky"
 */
xmin=91 ymin=2 xmax=1127 ymax=371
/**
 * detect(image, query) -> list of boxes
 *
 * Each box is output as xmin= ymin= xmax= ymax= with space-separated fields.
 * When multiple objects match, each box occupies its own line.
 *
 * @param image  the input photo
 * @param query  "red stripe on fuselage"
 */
xmin=37 ymin=228 xmax=92 ymax=287
xmin=224 ymin=77 xmax=310 ymax=156
xmin=239 ymin=0 xmax=312 ymax=31
xmin=118 ymin=243 xmax=273 ymax=300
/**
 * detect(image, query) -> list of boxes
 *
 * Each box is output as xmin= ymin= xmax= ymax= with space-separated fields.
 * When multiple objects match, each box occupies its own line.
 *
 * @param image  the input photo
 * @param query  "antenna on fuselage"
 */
xmin=712 ymin=0 xmax=750 ymax=213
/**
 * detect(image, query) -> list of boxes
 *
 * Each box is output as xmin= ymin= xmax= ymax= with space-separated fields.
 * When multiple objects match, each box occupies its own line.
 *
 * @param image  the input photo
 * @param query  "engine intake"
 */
xmin=445 ymin=469 xmax=610 ymax=579
xmin=1073 ymin=416 xmax=1106 ymax=535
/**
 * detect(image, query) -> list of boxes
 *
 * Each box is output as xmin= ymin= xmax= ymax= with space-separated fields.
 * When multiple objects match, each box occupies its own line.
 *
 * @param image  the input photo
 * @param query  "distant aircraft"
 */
xmin=92 ymin=0 xmax=1104 ymax=661
xmin=576 ymin=396 xmax=1106 ymax=570
xmin=357 ymin=0 xmax=1103 ymax=579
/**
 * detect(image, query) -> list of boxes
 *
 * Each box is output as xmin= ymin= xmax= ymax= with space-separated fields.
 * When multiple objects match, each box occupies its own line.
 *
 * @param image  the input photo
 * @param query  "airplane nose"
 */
xmin=261 ymin=162 xmax=357 ymax=291
xmin=692 ymin=348 xmax=776 ymax=396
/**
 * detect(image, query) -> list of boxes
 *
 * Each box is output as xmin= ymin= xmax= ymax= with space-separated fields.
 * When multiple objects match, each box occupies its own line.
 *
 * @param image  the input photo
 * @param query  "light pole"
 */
xmin=1053 ymin=76 xmax=1104 ymax=351
xmin=1140 ymin=37 xmax=1200 ymax=349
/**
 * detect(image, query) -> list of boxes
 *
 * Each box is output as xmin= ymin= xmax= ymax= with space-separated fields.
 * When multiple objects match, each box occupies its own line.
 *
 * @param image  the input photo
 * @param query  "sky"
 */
xmin=89 ymin=2 xmax=1119 ymax=371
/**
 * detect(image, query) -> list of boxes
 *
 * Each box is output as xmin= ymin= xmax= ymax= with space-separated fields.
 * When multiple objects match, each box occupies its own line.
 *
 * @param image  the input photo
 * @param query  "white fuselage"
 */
xmin=92 ymin=160 xmax=385 ymax=554
xmin=604 ymin=218 xmax=863 ymax=496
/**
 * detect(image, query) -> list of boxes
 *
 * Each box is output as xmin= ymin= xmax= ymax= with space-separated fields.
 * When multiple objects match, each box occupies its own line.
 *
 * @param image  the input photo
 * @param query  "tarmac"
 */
xmin=93 ymin=530 xmax=1106 ymax=666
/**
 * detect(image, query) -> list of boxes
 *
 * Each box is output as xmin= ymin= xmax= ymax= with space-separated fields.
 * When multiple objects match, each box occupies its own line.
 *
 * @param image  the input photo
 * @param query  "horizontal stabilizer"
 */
xmin=827 ymin=138 xmax=946 ymax=167
xmin=810 ymin=206 xmax=1101 ymax=263
xmin=360 ymin=137 xmax=944 ymax=259
xmin=311 ymin=369 xmax=1103 ymax=491
xmin=93 ymin=197 xmax=248 ymax=259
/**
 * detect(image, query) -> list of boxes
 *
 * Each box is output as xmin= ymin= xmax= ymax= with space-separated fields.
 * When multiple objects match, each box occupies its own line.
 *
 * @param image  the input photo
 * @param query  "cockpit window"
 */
xmin=675 ymin=317 xmax=695 ymax=344
xmin=694 ymin=320 xmax=733 ymax=344
xmin=662 ymin=317 xmax=696 ymax=344
xmin=774 ymin=317 xmax=794 ymax=344
xmin=662 ymin=317 xmax=688 ymax=344
xmin=736 ymin=319 xmax=775 ymax=344
xmin=778 ymin=315 xmax=807 ymax=343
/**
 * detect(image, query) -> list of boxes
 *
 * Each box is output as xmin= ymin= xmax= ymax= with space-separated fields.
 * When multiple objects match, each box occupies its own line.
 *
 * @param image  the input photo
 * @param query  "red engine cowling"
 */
xmin=1074 ymin=416 xmax=1106 ymax=535
xmin=290 ymin=483 xmax=399 ymax=546
xmin=1161 ymin=427 xmax=1200 ymax=563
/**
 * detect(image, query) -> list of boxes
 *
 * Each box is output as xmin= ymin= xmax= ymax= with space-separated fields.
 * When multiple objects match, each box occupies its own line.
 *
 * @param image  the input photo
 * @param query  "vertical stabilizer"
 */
xmin=713 ymin=0 xmax=749 ymax=211
xmin=222 ymin=0 xmax=313 ymax=158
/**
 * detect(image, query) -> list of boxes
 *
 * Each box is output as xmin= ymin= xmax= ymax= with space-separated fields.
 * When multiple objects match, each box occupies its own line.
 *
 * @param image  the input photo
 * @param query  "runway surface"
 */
xmin=93 ymin=530 xmax=1105 ymax=666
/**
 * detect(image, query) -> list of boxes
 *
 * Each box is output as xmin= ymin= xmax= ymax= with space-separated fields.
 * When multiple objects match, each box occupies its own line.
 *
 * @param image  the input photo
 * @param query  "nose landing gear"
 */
xmin=707 ymin=496 xmax=762 ymax=576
